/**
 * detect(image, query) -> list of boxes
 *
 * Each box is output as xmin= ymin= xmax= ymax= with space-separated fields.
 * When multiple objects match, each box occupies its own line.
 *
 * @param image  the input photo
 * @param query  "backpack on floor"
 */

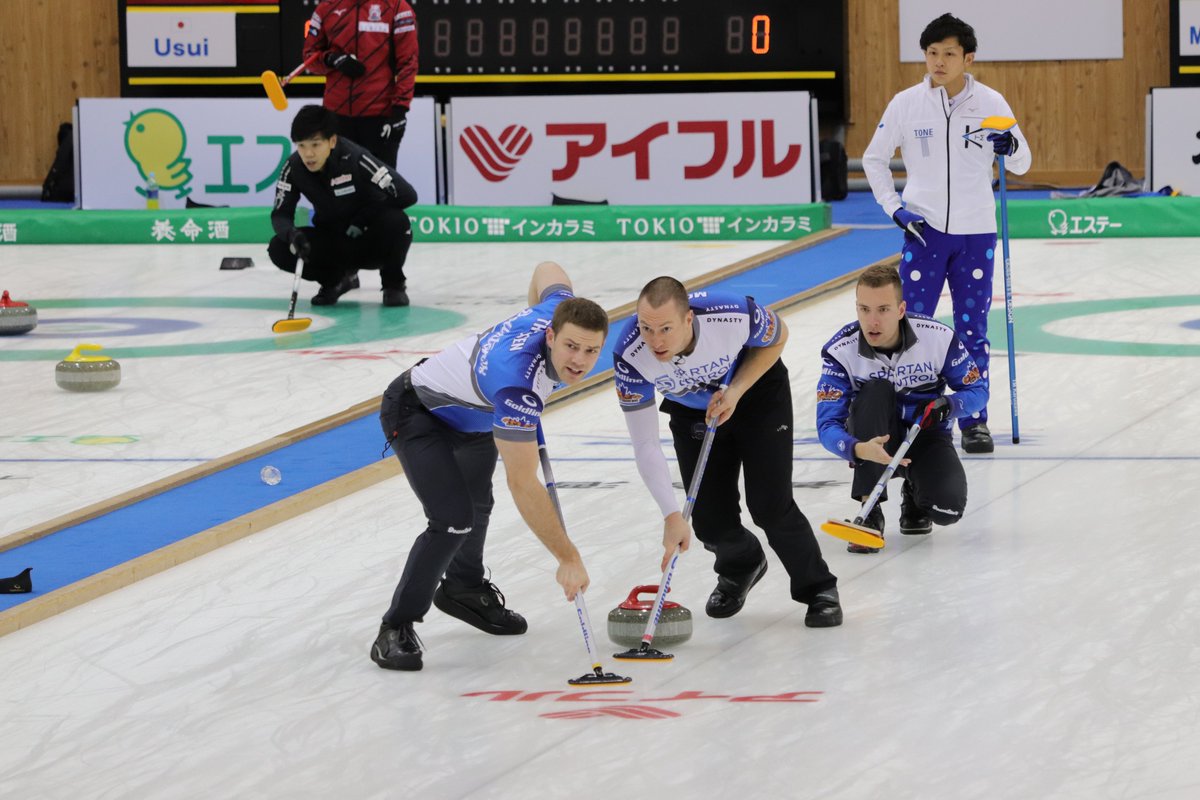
xmin=41 ymin=123 xmax=75 ymax=203
xmin=819 ymin=140 xmax=848 ymax=201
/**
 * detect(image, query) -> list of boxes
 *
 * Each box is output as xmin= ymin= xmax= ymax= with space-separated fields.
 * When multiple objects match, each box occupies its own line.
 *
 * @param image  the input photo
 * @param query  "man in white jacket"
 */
xmin=862 ymin=13 xmax=1031 ymax=454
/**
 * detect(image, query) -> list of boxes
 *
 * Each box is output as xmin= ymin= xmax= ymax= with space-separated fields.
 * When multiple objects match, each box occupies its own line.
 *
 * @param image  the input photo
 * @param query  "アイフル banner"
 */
xmin=76 ymin=97 xmax=438 ymax=210
xmin=447 ymin=92 xmax=816 ymax=205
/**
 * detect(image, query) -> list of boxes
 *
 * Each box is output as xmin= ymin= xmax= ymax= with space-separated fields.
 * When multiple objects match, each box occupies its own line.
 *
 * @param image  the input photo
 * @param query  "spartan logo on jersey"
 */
xmin=962 ymin=365 xmax=982 ymax=385
xmin=816 ymin=384 xmax=843 ymax=403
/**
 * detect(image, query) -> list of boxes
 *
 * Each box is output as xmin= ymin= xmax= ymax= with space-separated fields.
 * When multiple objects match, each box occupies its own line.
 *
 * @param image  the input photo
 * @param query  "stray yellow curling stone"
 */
xmin=56 ymin=343 xmax=122 ymax=392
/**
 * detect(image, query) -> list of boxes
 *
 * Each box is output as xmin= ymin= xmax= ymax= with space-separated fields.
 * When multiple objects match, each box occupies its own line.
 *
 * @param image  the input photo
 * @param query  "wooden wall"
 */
xmin=0 ymin=0 xmax=1172 ymax=186
xmin=0 ymin=0 xmax=120 ymax=186
xmin=845 ymin=0 xmax=1171 ymax=186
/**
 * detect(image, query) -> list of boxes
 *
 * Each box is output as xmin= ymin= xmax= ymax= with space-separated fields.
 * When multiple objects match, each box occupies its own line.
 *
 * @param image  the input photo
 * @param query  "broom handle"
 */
xmin=636 ymin=388 xmax=723 ymax=647
xmin=537 ymin=433 xmax=609 ymax=674
xmin=857 ymin=420 xmax=923 ymax=521
xmin=281 ymin=52 xmax=322 ymax=87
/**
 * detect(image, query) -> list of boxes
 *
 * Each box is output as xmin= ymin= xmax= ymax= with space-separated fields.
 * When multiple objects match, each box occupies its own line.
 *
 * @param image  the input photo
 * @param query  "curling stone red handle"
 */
xmin=625 ymin=584 xmax=667 ymax=606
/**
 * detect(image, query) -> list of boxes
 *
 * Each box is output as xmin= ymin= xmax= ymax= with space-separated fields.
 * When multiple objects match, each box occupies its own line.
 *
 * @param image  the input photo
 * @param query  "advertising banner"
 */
xmin=125 ymin=11 xmax=238 ymax=68
xmin=1003 ymin=197 xmax=1200 ymax=238
xmin=448 ymin=92 xmax=815 ymax=205
xmin=898 ymin=0 xmax=1122 ymax=61
xmin=0 ymin=204 xmax=829 ymax=245
xmin=1149 ymin=87 xmax=1200 ymax=195
xmin=1182 ymin=0 xmax=1200 ymax=57
xmin=77 ymin=97 xmax=438 ymax=210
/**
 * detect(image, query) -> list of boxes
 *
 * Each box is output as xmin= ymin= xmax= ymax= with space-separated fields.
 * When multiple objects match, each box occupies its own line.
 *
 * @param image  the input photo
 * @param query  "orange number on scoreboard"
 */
xmin=751 ymin=15 xmax=770 ymax=54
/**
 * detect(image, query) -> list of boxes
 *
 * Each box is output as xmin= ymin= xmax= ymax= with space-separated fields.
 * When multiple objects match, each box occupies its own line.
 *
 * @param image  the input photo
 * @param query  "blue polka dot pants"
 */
xmin=900 ymin=226 xmax=997 ymax=429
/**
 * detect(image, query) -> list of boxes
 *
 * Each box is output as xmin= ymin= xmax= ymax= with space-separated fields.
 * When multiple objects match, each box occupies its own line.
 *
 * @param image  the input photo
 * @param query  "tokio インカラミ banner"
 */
xmin=447 ymin=91 xmax=819 ymax=206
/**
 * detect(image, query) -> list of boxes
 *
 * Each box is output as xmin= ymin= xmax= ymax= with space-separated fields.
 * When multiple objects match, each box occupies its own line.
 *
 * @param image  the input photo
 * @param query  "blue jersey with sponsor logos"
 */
xmin=411 ymin=286 xmax=571 ymax=440
xmin=612 ymin=291 xmax=780 ymax=412
xmin=815 ymin=313 xmax=988 ymax=461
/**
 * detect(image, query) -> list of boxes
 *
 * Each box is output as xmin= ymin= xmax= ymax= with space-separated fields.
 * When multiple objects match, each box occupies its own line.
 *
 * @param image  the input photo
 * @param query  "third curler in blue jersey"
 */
xmin=612 ymin=291 xmax=781 ymax=411
xmin=410 ymin=285 xmax=573 ymax=441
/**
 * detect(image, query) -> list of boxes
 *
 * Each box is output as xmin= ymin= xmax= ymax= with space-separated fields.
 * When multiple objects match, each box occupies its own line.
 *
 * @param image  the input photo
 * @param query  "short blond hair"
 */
xmin=856 ymin=264 xmax=903 ymax=300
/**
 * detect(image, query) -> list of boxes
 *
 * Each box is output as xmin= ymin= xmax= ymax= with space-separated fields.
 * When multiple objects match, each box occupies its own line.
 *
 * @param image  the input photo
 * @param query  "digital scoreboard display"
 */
xmin=121 ymin=0 xmax=847 ymax=120
xmin=401 ymin=0 xmax=846 ymax=117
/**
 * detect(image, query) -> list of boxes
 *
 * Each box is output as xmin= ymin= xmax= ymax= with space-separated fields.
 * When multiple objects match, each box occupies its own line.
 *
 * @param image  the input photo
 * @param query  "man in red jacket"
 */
xmin=304 ymin=0 xmax=418 ymax=169
xmin=303 ymin=0 xmax=418 ymax=305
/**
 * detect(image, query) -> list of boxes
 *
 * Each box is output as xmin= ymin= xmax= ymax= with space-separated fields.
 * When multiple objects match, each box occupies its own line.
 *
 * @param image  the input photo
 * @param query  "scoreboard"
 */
xmin=121 ymin=0 xmax=847 ymax=119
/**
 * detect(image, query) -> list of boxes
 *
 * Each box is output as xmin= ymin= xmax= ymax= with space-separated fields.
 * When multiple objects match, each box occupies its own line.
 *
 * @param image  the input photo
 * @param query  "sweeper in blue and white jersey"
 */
xmin=816 ymin=264 xmax=989 ymax=554
xmin=372 ymin=261 xmax=609 ymax=672
xmin=612 ymin=276 xmax=842 ymax=630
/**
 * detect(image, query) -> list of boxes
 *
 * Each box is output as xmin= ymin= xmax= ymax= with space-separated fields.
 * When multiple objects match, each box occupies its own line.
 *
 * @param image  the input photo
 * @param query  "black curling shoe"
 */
xmin=434 ymin=580 xmax=528 ymax=635
xmin=804 ymin=588 xmax=843 ymax=628
xmin=311 ymin=273 xmax=360 ymax=306
xmin=961 ymin=423 xmax=995 ymax=454
xmin=371 ymin=622 xmax=423 ymax=671
xmin=899 ymin=481 xmax=933 ymax=535
xmin=847 ymin=504 xmax=884 ymax=554
xmin=705 ymin=555 xmax=768 ymax=618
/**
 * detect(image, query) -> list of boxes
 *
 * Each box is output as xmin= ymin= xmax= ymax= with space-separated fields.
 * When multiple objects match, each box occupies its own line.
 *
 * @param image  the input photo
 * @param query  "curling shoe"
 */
xmin=847 ymin=503 xmax=884 ymax=554
xmin=382 ymin=285 xmax=410 ymax=307
xmin=705 ymin=555 xmax=768 ymax=619
xmin=961 ymin=423 xmax=995 ymax=454
xmin=899 ymin=481 xmax=932 ymax=536
xmin=311 ymin=273 xmax=360 ymax=306
xmin=370 ymin=622 xmax=423 ymax=671
xmin=434 ymin=579 xmax=528 ymax=635
xmin=804 ymin=588 xmax=843 ymax=628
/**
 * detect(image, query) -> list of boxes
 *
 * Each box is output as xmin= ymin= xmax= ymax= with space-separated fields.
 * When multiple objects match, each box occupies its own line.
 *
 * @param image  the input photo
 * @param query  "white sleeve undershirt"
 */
xmin=623 ymin=404 xmax=680 ymax=518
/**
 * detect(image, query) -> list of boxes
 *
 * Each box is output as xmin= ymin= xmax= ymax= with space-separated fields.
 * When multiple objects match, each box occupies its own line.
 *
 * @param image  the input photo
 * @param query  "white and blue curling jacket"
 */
xmin=411 ymin=285 xmax=571 ymax=441
xmin=862 ymin=73 xmax=1032 ymax=235
xmin=612 ymin=291 xmax=780 ymax=411
xmin=816 ymin=314 xmax=989 ymax=461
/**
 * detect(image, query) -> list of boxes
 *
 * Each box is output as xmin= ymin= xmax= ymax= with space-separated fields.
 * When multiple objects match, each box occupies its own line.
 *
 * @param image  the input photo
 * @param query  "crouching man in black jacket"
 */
xmin=269 ymin=105 xmax=417 ymax=307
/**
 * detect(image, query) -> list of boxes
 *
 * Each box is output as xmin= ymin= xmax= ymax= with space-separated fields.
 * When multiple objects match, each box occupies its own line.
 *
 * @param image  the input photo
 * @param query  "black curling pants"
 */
xmin=665 ymin=360 xmax=837 ymax=605
xmin=848 ymin=379 xmax=967 ymax=526
xmin=378 ymin=369 xmax=496 ymax=626
xmin=268 ymin=206 xmax=412 ymax=290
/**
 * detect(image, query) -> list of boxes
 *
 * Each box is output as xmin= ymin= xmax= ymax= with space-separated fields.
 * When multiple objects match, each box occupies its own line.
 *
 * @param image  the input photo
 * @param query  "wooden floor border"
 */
xmin=0 ymin=227 xmax=877 ymax=638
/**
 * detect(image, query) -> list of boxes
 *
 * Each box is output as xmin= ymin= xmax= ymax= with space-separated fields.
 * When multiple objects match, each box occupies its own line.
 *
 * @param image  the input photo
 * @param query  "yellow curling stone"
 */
xmin=56 ymin=344 xmax=122 ymax=392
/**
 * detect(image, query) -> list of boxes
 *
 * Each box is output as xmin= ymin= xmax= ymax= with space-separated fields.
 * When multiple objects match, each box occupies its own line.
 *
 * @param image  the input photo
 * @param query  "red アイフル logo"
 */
xmin=459 ymin=125 xmax=533 ymax=182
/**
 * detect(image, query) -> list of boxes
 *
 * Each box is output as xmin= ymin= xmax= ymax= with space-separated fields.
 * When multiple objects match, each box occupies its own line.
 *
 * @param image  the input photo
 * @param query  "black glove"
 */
xmin=289 ymin=230 xmax=312 ymax=260
xmin=920 ymin=397 xmax=953 ymax=429
xmin=381 ymin=106 xmax=408 ymax=142
xmin=987 ymin=131 xmax=1018 ymax=157
xmin=325 ymin=51 xmax=367 ymax=79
